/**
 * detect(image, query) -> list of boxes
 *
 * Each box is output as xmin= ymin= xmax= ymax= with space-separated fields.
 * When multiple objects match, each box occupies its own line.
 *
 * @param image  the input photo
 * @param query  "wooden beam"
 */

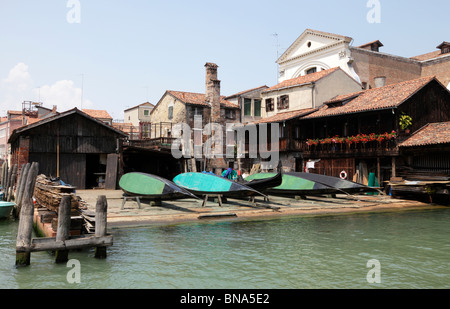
xmin=95 ymin=195 xmax=108 ymax=259
xmin=17 ymin=235 xmax=114 ymax=253
xmin=55 ymin=195 xmax=72 ymax=263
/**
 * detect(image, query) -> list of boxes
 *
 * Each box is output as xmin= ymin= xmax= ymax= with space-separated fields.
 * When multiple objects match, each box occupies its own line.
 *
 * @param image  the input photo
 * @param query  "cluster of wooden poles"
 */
xmin=1 ymin=161 xmax=112 ymax=266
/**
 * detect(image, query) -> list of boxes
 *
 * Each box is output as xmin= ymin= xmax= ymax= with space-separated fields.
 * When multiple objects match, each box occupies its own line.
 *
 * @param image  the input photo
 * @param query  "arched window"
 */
xmin=306 ymin=67 xmax=317 ymax=75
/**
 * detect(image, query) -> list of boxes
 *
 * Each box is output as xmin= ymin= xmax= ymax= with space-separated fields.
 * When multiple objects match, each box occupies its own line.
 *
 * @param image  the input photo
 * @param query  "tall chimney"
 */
xmin=205 ymin=62 xmax=221 ymax=123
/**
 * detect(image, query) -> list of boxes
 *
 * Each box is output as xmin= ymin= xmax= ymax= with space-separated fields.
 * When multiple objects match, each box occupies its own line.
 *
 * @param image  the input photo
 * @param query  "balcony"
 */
xmin=283 ymin=132 xmax=402 ymax=158
xmin=125 ymin=137 xmax=176 ymax=150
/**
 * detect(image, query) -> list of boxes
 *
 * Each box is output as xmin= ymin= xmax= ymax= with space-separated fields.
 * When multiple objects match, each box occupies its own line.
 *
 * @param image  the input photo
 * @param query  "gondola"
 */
xmin=173 ymin=172 xmax=265 ymax=198
xmin=241 ymin=169 xmax=283 ymax=193
xmin=119 ymin=172 xmax=199 ymax=200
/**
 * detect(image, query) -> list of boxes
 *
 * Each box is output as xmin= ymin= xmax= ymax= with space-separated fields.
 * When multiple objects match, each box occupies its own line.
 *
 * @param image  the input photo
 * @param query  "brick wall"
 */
xmin=351 ymin=48 xmax=422 ymax=88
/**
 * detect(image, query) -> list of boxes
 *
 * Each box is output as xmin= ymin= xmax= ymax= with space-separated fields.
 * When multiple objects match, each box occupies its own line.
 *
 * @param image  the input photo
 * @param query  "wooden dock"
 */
xmin=14 ymin=162 xmax=113 ymax=266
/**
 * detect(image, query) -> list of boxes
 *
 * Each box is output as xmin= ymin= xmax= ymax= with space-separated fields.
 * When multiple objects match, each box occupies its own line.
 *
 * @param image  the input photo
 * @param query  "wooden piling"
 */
xmin=7 ymin=164 xmax=18 ymax=202
xmin=5 ymin=166 xmax=12 ymax=201
xmin=14 ymin=163 xmax=31 ymax=218
xmin=1 ymin=161 xmax=7 ymax=191
xmin=94 ymin=195 xmax=108 ymax=259
xmin=15 ymin=162 xmax=39 ymax=266
xmin=55 ymin=195 xmax=72 ymax=263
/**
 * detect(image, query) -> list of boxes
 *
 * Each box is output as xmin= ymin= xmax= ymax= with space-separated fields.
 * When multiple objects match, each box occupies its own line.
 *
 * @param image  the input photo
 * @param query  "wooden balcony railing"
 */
xmin=279 ymin=134 xmax=403 ymax=158
xmin=125 ymin=137 xmax=177 ymax=149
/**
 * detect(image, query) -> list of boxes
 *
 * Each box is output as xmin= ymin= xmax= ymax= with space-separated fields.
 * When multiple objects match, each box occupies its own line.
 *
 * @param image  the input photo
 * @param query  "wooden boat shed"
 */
xmin=8 ymin=108 xmax=127 ymax=189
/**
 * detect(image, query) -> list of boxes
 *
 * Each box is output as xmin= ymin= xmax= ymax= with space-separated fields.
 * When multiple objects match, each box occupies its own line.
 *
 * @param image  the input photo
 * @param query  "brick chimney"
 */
xmin=205 ymin=62 xmax=221 ymax=123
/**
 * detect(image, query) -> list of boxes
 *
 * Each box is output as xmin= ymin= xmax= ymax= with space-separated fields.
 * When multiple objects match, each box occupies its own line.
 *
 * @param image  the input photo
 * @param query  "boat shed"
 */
xmin=8 ymin=108 xmax=127 ymax=189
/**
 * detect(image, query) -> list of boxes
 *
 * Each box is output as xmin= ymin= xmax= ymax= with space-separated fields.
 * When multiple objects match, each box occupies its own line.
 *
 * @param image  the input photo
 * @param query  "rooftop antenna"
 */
xmin=272 ymin=33 xmax=281 ymax=83
xmin=80 ymin=73 xmax=84 ymax=109
xmin=143 ymin=86 xmax=149 ymax=102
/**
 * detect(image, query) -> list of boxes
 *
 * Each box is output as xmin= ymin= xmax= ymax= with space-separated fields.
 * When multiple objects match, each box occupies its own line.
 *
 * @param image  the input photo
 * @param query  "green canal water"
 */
xmin=0 ymin=207 xmax=449 ymax=289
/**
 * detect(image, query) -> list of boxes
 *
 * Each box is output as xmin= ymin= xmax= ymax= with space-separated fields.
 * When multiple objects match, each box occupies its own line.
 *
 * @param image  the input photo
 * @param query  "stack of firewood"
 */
xmin=33 ymin=174 xmax=83 ymax=214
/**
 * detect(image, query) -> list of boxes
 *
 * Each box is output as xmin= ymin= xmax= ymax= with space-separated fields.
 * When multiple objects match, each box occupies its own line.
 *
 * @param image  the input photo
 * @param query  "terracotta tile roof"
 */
xmin=263 ymin=67 xmax=340 ymax=93
xmin=303 ymin=76 xmax=437 ymax=119
xmin=410 ymin=50 xmax=448 ymax=61
xmin=399 ymin=122 xmax=450 ymax=147
xmin=82 ymin=109 xmax=112 ymax=119
xmin=357 ymin=40 xmax=384 ymax=48
xmin=167 ymin=90 xmax=239 ymax=109
xmin=124 ymin=102 xmax=154 ymax=112
xmin=253 ymin=108 xmax=317 ymax=124
xmin=225 ymin=85 xmax=269 ymax=99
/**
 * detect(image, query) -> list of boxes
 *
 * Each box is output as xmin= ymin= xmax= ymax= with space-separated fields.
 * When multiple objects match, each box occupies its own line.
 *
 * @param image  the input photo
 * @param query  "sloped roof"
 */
xmin=225 ymin=85 xmax=269 ymax=99
xmin=262 ymin=67 xmax=341 ymax=93
xmin=399 ymin=122 xmax=450 ymax=147
xmin=82 ymin=109 xmax=112 ymax=119
xmin=253 ymin=108 xmax=317 ymax=124
xmin=277 ymin=29 xmax=352 ymax=64
xmin=8 ymin=108 xmax=127 ymax=143
xmin=166 ymin=90 xmax=239 ymax=109
xmin=124 ymin=102 xmax=155 ymax=112
xmin=303 ymin=76 xmax=439 ymax=119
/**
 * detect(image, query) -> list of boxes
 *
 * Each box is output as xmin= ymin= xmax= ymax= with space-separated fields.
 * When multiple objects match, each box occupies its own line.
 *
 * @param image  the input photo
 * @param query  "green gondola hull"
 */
xmin=0 ymin=201 xmax=15 ymax=219
xmin=173 ymin=172 xmax=264 ymax=198
xmin=286 ymin=172 xmax=378 ymax=194
xmin=119 ymin=172 xmax=198 ymax=200
xmin=245 ymin=173 xmax=334 ymax=196
xmin=241 ymin=170 xmax=283 ymax=193
xmin=245 ymin=172 xmax=377 ymax=197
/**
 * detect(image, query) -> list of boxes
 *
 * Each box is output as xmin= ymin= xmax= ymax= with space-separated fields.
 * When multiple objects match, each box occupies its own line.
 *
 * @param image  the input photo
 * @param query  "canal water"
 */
xmin=0 ymin=207 xmax=449 ymax=289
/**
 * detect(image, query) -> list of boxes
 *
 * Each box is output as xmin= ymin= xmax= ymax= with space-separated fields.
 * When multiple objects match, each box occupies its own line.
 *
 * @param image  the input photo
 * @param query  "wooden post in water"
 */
xmin=14 ymin=163 xmax=31 ymax=218
xmin=94 ymin=195 xmax=108 ymax=259
xmin=0 ymin=161 xmax=6 ymax=191
xmin=15 ymin=162 xmax=39 ymax=266
xmin=7 ymin=164 xmax=18 ymax=202
xmin=55 ymin=195 xmax=72 ymax=263
xmin=5 ymin=166 xmax=12 ymax=201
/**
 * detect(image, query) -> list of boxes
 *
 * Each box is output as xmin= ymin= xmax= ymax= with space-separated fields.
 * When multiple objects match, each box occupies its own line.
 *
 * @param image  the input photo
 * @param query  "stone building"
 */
xmin=260 ymin=67 xmax=362 ymax=119
xmin=224 ymin=85 xmax=268 ymax=124
xmin=149 ymin=63 xmax=240 ymax=172
xmin=277 ymin=29 xmax=450 ymax=91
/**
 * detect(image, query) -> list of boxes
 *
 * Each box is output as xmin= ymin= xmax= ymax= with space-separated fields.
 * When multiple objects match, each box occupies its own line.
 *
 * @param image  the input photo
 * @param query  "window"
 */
xmin=277 ymin=95 xmax=289 ymax=110
xmin=306 ymin=67 xmax=317 ymax=75
xmin=279 ymin=125 xmax=285 ymax=138
xmin=254 ymin=99 xmax=261 ymax=117
xmin=193 ymin=107 xmax=203 ymax=116
xmin=244 ymin=98 xmax=252 ymax=116
xmin=225 ymin=109 xmax=235 ymax=119
xmin=143 ymin=109 xmax=149 ymax=116
xmin=265 ymin=98 xmax=274 ymax=112
xmin=168 ymin=106 xmax=173 ymax=120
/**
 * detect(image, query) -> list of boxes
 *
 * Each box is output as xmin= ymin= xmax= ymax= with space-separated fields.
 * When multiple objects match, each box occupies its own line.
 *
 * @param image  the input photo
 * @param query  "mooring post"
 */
xmin=94 ymin=195 xmax=108 ymax=259
xmin=5 ymin=166 xmax=12 ymax=201
xmin=1 ymin=161 xmax=7 ymax=196
xmin=14 ymin=163 xmax=30 ymax=218
xmin=15 ymin=162 xmax=39 ymax=266
xmin=55 ymin=195 xmax=72 ymax=263
xmin=7 ymin=164 xmax=18 ymax=202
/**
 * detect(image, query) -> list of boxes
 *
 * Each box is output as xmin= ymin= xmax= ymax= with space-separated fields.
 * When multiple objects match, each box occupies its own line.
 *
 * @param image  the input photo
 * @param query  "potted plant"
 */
xmin=399 ymin=113 xmax=413 ymax=134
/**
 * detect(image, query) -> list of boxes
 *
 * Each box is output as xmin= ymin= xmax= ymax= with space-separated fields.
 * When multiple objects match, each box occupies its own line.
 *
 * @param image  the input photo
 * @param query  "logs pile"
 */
xmin=34 ymin=174 xmax=86 ymax=214
xmin=34 ymin=174 xmax=88 ymax=234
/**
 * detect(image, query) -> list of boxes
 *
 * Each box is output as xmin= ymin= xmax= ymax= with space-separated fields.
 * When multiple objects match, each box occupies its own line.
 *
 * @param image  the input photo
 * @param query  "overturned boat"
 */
xmin=245 ymin=172 xmax=378 ymax=197
xmin=173 ymin=172 xmax=265 ymax=198
xmin=119 ymin=172 xmax=198 ymax=200
xmin=241 ymin=170 xmax=283 ymax=193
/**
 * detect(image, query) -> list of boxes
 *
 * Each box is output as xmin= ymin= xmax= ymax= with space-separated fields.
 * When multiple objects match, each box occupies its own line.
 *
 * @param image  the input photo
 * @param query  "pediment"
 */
xmin=277 ymin=29 xmax=353 ymax=64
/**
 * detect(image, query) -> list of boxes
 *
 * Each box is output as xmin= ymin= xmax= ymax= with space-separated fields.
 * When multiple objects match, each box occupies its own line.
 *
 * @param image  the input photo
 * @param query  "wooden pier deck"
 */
xmin=75 ymin=189 xmax=443 ymax=228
